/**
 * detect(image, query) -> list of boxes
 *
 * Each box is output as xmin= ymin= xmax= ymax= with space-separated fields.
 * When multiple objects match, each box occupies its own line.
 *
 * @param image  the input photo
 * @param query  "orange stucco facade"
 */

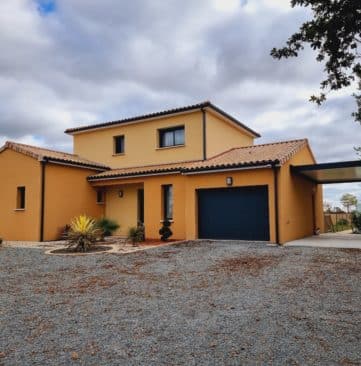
xmin=91 ymin=145 xmax=323 ymax=244
xmin=0 ymin=103 xmax=324 ymax=243
xmin=42 ymin=164 xmax=104 ymax=241
xmin=0 ymin=149 xmax=41 ymax=241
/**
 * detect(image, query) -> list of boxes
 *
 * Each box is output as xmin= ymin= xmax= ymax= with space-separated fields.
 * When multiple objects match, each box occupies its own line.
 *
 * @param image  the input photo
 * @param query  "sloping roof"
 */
xmin=65 ymin=101 xmax=261 ymax=138
xmin=88 ymin=139 xmax=308 ymax=180
xmin=0 ymin=141 xmax=109 ymax=170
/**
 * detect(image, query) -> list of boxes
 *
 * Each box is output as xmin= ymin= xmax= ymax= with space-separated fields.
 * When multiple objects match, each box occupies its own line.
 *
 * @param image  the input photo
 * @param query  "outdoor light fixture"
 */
xmin=118 ymin=190 xmax=124 ymax=198
xmin=226 ymin=177 xmax=233 ymax=186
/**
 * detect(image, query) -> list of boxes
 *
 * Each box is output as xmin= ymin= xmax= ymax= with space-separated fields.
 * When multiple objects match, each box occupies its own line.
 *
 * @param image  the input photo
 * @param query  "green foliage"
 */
xmin=96 ymin=217 xmax=120 ymax=237
xmin=127 ymin=223 xmax=145 ymax=246
xmin=159 ymin=220 xmax=173 ymax=241
xmin=340 ymin=193 xmax=358 ymax=213
xmin=67 ymin=215 xmax=102 ymax=252
xmin=351 ymin=211 xmax=361 ymax=232
xmin=271 ymin=0 xmax=361 ymax=130
xmin=336 ymin=218 xmax=349 ymax=226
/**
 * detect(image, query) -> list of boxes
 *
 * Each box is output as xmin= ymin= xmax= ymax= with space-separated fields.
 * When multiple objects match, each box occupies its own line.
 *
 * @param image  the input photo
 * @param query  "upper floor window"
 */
xmin=159 ymin=126 xmax=184 ymax=148
xmin=114 ymin=135 xmax=125 ymax=154
xmin=16 ymin=186 xmax=26 ymax=210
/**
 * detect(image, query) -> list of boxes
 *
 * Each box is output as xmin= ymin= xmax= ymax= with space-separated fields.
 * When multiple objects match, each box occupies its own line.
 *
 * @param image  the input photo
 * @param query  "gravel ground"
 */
xmin=0 ymin=241 xmax=360 ymax=365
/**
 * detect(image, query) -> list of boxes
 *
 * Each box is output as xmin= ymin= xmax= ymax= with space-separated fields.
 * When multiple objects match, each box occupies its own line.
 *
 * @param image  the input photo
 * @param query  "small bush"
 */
xmin=67 ymin=215 xmax=102 ymax=252
xmin=159 ymin=220 xmax=173 ymax=241
xmin=127 ymin=223 xmax=145 ymax=246
xmin=351 ymin=211 xmax=361 ymax=233
xmin=336 ymin=218 xmax=349 ymax=226
xmin=96 ymin=218 xmax=120 ymax=237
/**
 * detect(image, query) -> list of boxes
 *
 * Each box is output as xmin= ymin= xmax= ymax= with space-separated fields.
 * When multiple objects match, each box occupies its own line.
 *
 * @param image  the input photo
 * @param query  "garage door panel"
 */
xmin=197 ymin=186 xmax=270 ymax=241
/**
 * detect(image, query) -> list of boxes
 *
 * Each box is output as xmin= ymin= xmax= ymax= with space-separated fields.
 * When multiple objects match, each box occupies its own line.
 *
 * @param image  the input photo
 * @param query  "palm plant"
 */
xmin=67 ymin=215 xmax=101 ymax=252
xmin=96 ymin=217 xmax=120 ymax=238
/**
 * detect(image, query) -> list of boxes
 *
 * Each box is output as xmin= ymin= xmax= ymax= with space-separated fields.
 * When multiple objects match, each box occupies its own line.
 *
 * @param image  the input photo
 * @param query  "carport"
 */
xmin=291 ymin=160 xmax=361 ymax=184
xmin=290 ymin=159 xmax=361 ymax=247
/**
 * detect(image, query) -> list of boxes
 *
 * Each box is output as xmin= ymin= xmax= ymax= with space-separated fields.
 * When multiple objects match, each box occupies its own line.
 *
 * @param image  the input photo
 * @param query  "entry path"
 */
xmin=286 ymin=231 xmax=361 ymax=249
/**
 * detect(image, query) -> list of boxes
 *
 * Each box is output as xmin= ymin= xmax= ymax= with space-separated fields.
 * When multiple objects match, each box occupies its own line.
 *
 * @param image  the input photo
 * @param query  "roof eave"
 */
xmin=88 ymin=160 xmax=280 ymax=181
xmin=65 ymin=101 xmax=261 ymax=138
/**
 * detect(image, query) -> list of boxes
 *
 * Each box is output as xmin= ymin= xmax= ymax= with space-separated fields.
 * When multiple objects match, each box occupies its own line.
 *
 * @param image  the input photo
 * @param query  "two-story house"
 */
xmin=0 ymin=101 xmax=324 ymax=243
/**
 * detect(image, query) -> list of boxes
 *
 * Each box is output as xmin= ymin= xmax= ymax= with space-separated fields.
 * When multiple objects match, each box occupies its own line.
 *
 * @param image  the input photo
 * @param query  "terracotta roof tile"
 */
xmin=0 ymin=141 xmax=109 ymax=170
xmin=88 ymin=139 xmax=309 ymax=180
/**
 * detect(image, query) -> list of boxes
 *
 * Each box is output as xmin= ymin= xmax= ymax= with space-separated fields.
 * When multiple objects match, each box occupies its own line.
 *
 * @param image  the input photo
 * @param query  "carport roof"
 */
xmin=291 ymin=160 xmax=361 ymax=184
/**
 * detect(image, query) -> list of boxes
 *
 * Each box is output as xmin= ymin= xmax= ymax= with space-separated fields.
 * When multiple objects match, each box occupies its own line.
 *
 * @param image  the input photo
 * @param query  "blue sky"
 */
xmin=0 ymin=0 xmax=360 ymax=208
xmin=36 ymin=0 xmax=56 ymax=15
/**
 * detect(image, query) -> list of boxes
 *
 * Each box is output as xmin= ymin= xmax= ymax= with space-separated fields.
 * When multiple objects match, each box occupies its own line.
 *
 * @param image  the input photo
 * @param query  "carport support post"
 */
xmin=273 ymin=164 xmax=280 ymax=245
xmin=40 ymin=159 xmax=47 ymax=242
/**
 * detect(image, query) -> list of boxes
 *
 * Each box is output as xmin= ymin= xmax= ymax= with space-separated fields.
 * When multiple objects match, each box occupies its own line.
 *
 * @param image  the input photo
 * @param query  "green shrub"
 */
xmin=67 ymin=215 xmax=102 ymax=252
xmin=127 ymin=223 xmax=145 ymax=246
xmin=96 ymin=217 xmax=120 ymax=237
xmin=159 ymin=220 xmax=173 ymax=241
xmin=336 ymin=218 xmax=349 ymax=226
xmin=351 ymin=211 xmax=361 ymax=233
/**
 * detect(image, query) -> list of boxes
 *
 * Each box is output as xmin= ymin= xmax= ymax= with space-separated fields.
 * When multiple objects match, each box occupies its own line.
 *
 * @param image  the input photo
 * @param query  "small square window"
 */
xmin=96 ymin=190 xmax=105 ymax=204
xmin=159 ymin=126 xmax=184 ymax=148
xmin=114 ymin=135 xmax=125 ymax=154
xmin=16 ymin=186 xmax=26 ymax=209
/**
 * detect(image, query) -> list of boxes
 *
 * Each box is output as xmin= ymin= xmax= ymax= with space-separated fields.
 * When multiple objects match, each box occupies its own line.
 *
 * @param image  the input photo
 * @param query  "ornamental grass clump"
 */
xmin=96 ymin=217 xmax=120 ymax=238
xmin=67 ymin=215 xmax=101 ymax=252
xmin=127 ymin=223 xmax=145 ymax=246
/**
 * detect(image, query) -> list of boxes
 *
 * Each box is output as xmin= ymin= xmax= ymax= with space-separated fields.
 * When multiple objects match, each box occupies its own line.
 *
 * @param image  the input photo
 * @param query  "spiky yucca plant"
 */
xmin=67 ymin=215 xmax=101 ymax=252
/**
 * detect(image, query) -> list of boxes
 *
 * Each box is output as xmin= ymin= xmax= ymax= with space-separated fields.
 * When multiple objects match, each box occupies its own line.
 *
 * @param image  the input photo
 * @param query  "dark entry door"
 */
xmin=137 ymin=189 xmax=144 ymax=224
xmin=197 ymin=186 xmax=270 ymax=241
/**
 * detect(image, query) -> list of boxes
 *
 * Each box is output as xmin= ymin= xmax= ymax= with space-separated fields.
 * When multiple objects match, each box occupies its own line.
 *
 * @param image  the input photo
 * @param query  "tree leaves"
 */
xmin=271 ymin=0 xmax=361 ymax=126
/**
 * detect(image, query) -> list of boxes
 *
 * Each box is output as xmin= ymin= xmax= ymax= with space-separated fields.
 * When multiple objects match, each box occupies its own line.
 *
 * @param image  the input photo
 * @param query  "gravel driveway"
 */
xmin=0 ymin=241 xmax=360 ymax=365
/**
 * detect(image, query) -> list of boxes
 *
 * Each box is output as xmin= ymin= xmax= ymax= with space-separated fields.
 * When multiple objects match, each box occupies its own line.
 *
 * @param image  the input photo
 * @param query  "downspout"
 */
xmin=201 ymin=108 xmax=207 ymax=160
xmin=273 ymin=164 xmax=280 ymax=245
xmin=40 ymin=159 xmax=47 ymax=242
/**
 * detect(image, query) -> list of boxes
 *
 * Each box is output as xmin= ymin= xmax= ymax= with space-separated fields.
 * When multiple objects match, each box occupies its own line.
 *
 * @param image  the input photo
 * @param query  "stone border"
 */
xmin=45 ymin=245 xmax=115 ymax=256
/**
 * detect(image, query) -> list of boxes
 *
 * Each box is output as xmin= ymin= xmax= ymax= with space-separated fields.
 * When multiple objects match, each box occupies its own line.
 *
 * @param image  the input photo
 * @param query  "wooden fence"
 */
xmin=324 ymin=212 xmax=351 ymax=232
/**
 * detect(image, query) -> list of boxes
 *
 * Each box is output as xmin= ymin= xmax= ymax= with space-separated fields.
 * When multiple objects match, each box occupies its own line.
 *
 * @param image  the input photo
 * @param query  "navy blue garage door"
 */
xmin=197 ymin=186 xmax=270 ymax=241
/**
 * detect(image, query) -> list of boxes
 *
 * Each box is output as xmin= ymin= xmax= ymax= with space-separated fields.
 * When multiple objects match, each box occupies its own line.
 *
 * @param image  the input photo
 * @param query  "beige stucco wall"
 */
xmin=43 ymin=164 xmax=105 ymax=241
xmin=72 ymin=111 xmax=204 ymax=168
xmin=104 ymin=183 xmax=143 ymax=237
xmin=0 ymin=149 xmax=41 ymax=241
xmin=206 ymin=111 xmax=254 ymax=158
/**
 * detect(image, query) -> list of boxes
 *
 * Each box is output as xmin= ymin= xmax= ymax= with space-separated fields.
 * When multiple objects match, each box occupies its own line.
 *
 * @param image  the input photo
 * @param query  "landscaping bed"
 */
xmin=0 ymin=241 xmax=360 ymax=365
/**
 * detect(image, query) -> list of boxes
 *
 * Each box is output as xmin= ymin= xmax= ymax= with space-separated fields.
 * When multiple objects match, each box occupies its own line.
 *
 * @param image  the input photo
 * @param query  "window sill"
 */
xmin=112 ymin=153 xmax=125 ymax=156
xmin=160 ymin=220 xmax=174 ymax=223
xmin=96 ymin=202 xmax=105 ymax=205
xmin=156 ymin=145 xmax=185 ymax=151
xmin=14 ymin=209 xmax=25 ymax=212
